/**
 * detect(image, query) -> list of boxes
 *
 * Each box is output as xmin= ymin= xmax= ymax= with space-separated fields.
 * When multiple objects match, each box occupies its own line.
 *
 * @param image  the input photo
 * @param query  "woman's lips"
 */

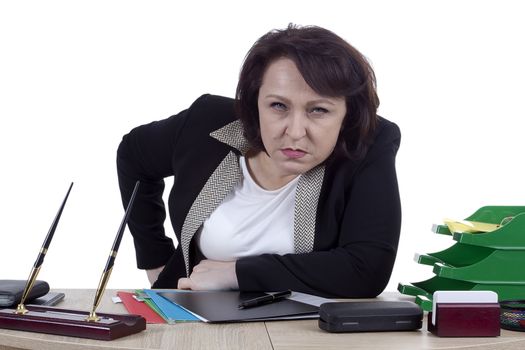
xmin=281 ymin=148 xmax=306 ymax=159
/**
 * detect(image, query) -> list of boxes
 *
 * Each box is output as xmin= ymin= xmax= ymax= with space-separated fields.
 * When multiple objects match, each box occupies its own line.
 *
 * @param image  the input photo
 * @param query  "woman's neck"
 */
xmin=245 ymin=151 xmax=299 ymax=191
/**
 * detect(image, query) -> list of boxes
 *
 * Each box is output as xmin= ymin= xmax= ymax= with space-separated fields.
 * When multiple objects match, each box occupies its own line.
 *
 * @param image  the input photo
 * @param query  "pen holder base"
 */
xmin=0 ymin=305 xmax=146 ymax=340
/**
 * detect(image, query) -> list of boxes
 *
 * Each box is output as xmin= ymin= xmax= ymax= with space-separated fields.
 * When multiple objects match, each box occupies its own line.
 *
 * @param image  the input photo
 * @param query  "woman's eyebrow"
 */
xmin=307 ymin=99 xmax=336 ymax=106
xmin=264 ymin=94 xmax=336 ymax=106
xmin=264 ymin=94 xmax=290 ymax=103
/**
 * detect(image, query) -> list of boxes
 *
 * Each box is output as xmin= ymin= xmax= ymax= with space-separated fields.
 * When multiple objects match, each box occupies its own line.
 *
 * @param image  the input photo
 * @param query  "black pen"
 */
xmin=86 ymin=180 xmax=140 ymax=322
xmin=15 ymin=182 xmax=74 ymax=315
xmin=238 ymin=290 xmax=292 ymax=309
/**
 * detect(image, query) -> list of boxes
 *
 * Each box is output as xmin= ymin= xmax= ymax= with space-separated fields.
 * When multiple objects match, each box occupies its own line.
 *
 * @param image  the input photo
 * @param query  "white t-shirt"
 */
xmin=197 ymin=156 xmax=299 ymax=261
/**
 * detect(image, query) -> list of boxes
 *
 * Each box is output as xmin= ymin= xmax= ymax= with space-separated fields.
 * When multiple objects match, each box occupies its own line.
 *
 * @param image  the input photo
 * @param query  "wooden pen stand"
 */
xmin=0 ymin=305 xmax=146 ymax=340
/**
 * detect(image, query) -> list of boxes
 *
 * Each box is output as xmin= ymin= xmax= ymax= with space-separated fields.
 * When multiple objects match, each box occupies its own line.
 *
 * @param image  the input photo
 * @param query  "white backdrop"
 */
xmin=1 ymin=0 xmax=524 ymax=292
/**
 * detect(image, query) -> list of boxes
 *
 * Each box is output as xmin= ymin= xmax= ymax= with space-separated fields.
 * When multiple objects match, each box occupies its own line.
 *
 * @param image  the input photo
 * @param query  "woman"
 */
xmin=117 ymin=24 xmax=401 ymax=298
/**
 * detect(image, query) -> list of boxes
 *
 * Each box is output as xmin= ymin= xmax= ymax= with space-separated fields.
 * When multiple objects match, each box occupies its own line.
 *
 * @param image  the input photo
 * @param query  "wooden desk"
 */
xmin=1 ymin=290 xmax=524 ymax=350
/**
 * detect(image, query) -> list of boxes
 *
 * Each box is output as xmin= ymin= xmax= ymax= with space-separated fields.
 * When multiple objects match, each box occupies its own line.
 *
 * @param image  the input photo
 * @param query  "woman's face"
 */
xmin=256 ymin=57 xmax=346 ymax=178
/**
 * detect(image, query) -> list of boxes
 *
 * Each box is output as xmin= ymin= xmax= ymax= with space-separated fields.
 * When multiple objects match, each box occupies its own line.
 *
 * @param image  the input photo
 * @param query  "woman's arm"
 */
xmin=116 ymin=103 xmax=194 ymax=270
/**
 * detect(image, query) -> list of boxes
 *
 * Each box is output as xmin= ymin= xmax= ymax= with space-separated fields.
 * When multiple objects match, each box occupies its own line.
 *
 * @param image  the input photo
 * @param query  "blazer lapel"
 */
xmin=294 ymin=165 xmax=325 ymax=253
xmin=180 ymin=151 xmax=241 ymax=276
xmin=180 ymin=120 xmax=248 ymax=276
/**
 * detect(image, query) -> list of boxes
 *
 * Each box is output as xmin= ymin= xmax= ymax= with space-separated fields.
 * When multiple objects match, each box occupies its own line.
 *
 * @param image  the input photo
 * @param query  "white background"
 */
xmin=1 ymin=0 xmax=524 ymax=292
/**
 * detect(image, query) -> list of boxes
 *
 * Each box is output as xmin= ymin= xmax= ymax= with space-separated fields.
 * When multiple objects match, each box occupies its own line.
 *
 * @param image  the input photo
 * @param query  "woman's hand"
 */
xmin=177 ymin=260 xmax=239 ymax=290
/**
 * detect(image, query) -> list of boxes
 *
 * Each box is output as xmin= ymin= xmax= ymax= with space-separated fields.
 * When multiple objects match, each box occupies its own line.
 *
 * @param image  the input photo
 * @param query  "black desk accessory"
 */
xmin=28 ymin=291 xmax=65 ymax=306
xmin=318 ymin=301 xmax=423 ymax=333
xmin=0 ymin=280 xmax=50 ymax=307
xmin=0 ymin=181 xmax=146 ymax=340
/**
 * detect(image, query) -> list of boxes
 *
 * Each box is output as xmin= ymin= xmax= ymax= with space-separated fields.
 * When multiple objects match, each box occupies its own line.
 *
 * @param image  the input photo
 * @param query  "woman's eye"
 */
xmin=311 ymin=107 xmax=329 ymax=115
xmin=271 ymin=102 xmax=287 ymax=111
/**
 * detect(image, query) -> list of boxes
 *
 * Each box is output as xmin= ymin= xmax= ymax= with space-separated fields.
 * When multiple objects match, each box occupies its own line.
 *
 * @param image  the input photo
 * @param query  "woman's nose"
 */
xmin=285 ymin=112 xmax=307 ymax=139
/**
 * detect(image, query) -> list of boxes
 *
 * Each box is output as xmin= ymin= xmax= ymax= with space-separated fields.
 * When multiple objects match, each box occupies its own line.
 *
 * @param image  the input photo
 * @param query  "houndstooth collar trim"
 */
xmin=180 ymin=151 xmax=242 ymax=276
xmin=210 ymin=119 xmax=250 ymax=155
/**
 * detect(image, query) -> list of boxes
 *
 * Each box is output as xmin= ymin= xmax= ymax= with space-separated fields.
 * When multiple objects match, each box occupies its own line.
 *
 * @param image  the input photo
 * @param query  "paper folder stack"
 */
xmin=117 ymin=290 xmax=200 ymax=324
xmin=398 ymin=205 xmax=525 ymax=311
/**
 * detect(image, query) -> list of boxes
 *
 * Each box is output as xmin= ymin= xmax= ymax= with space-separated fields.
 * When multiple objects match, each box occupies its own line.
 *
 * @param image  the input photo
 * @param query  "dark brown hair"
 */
xmin=235 ymin=24 xmax=379 ymax=160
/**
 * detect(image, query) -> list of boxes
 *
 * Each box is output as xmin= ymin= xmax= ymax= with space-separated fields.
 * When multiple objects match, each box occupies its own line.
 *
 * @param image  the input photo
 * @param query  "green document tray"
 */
xmin=400 ymin=206 xmax=525 ymax=311
xmin=453 ymin=212 xmax=525 ymax=249
xmin=433 ymin=250 xmax=525 ymax=283
xmin=398 ymin=278 xmax=525 ymax=311
xmin=415 ymin=243 xmax=494 ymax=268
xmin=432 ymin=206 xmax=525 ymax=236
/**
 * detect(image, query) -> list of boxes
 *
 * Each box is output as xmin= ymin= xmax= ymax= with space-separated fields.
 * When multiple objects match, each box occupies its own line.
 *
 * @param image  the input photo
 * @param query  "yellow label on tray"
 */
xmin=443 ymin=219 xmax=500 ymax=234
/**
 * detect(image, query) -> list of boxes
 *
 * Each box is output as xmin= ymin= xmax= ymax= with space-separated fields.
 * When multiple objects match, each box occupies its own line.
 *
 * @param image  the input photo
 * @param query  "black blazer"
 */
xmin=117 ymin=94 xmax=401 ymax=298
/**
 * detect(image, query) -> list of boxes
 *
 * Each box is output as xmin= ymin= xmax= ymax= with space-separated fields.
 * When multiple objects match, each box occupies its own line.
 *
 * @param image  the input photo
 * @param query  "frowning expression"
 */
xmin=257 ymin=57 xmax=347 ymax=178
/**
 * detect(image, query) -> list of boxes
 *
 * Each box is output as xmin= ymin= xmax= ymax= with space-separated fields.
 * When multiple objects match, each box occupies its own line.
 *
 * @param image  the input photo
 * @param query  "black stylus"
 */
xmin=238 ymin=290 xmax=292 ymax=309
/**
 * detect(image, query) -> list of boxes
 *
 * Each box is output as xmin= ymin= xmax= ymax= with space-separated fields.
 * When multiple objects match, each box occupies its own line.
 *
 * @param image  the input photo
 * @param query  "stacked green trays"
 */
xmin=399 ymin=206 xmax=525 ymax=311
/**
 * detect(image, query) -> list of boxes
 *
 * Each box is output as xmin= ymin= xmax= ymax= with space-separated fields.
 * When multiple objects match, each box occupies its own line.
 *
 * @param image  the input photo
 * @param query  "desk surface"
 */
xmin=1 ymin=290 xmax=525 ymax=350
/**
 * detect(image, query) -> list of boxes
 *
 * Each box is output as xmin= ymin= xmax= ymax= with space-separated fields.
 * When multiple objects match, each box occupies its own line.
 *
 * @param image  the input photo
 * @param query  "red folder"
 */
xmin=117 ymin=291 xmax=166 ymax=324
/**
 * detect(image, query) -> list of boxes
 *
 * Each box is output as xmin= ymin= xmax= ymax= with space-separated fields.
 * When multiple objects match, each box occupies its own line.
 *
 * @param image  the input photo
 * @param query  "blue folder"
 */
xmin=142 ymin=289 xmax=200 ymax=323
